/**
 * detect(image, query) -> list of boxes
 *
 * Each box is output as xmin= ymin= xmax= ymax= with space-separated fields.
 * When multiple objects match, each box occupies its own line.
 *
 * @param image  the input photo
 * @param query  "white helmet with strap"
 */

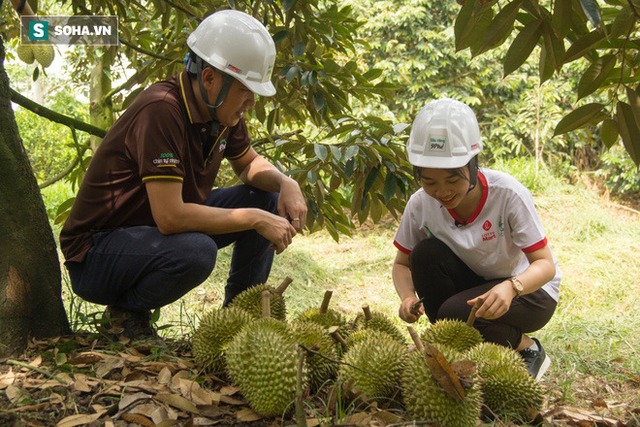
xmin=407 ymin=98 xmax=482 ymax=169
xmin=187 ymin=9 xmax=276 ymax=97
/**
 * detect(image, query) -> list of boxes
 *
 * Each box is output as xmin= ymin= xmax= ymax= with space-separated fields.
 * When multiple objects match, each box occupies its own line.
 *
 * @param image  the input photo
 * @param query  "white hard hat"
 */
xmin=187 ymin=10 xmax=276 ymax=97
xmin=407 ymin=98 xmax=482 ymax=168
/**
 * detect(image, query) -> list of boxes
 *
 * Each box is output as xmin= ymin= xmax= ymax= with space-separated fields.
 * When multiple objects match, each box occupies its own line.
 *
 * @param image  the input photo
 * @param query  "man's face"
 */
xmin=205 ymin=71 xmax=256 ymax=127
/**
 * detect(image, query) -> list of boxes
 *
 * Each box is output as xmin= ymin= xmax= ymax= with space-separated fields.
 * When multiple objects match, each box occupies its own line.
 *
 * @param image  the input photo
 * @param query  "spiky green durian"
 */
xmin=351 ymin=309 xmax=406 ymax=345
xmin=421 ymin=319 xmax=483 ymax=352
xmin=225 ymin=318 xmax=303 ymax=416
xmin=290 ymin=320 xmax=339 ymax=391
xmin=297 ymin=307 xmax=350 ymax=340
xmin=32 ymin=44 xmax=55 ymax=68
xmin=16 ymin=45 xmax=35 ymax=64
xmin=465 ymin=342 xmax=526 ymax=370
xmin=192 ymin=307 xmax=253 ymax=374
xmin=466 ymin=342 xmax=543 ymax=418
xmin=228 ymin=283 xmax=287 ymax=321
xmin=338 ymin=329 xmax=406 ymax=401
xmin=402 ymin=348 xmax=483 ymax=427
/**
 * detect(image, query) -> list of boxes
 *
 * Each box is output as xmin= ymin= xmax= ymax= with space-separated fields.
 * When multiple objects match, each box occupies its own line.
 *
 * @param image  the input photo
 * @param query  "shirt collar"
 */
xmin=178 ymin=71 xmax=210 ymax=125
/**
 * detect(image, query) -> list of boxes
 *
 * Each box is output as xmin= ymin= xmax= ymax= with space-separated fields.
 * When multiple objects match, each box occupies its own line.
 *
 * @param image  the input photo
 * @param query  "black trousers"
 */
xmin=409 ymin=238 xmax=557 ymax=349
xmin=66 ymin=185 xmax=278 ymax=311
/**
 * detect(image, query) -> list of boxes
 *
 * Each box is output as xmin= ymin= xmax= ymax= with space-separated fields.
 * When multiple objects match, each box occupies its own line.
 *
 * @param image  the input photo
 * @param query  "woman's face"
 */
xmin=417 ymin=167 xmax=471 ymax=209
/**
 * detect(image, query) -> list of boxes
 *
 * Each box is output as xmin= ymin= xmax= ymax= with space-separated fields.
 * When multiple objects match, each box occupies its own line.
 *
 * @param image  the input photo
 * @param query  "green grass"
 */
xmin=56 ymin=170 xmax=640 ymax=414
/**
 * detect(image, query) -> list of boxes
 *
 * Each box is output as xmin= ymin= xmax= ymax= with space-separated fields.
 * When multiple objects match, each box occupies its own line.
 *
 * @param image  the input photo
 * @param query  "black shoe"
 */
xmin=519 ymin=337 xmax=551 ymax=381
xmin=99 ymin=306 xmax=158 ymax=340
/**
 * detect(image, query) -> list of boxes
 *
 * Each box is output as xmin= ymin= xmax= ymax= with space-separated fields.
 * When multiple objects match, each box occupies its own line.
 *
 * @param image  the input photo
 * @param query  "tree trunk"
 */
xmin=0 ymin=36 xmax=71 ymax=358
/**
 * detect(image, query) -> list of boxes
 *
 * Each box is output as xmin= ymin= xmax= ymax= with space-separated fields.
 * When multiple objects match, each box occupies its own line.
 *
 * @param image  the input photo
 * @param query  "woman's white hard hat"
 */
xmin=187 ymin=10 xmax=276 ymax=97
xmin=407 ymin=98 xmax=483 ymax=168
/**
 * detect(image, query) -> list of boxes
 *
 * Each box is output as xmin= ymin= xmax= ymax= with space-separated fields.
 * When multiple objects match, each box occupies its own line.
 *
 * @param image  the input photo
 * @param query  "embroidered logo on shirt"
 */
xmin=483 ymin=220 xmax=492 ymax=231
xmin=153 ymin=152 xmax=180 ymax=167
xmin=420 ymin=225 xmax=433 ymax=238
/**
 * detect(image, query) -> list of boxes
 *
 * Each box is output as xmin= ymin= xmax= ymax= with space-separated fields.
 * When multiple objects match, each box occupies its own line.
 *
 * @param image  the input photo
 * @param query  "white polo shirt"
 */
xmin=394 ymin=169 xmax=561 ymax=301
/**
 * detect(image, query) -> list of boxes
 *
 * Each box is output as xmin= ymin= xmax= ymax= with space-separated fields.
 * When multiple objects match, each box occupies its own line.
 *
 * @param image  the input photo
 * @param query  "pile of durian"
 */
xmin=192 ymin=277 xmax=544 ymax=424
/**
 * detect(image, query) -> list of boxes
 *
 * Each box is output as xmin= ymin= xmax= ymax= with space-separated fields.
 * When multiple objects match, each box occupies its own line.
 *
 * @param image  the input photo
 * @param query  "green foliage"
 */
xmin=454 ymin=0 xmax=640 ymax=166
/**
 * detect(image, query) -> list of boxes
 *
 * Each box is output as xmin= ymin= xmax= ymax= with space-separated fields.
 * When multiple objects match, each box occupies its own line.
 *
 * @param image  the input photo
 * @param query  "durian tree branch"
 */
xmin=9 ymin=87 xmax=107 ymax=138
xmin=117 ymin=37 xmax=174 ymax=62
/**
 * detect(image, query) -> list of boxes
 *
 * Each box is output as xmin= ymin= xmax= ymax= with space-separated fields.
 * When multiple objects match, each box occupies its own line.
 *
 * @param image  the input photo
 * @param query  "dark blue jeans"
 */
xmin=66 ymin=185 xmax=278 ymax=311
xmin=409 ymin=238 xmax=557 ymax=349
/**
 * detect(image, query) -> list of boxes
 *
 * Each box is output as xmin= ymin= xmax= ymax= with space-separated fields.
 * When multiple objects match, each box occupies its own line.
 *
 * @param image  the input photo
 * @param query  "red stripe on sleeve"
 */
xmin=394 ymin=240 xmax=411 ymax=254
xmin=522 ymin=237 xmax=548 ymax=253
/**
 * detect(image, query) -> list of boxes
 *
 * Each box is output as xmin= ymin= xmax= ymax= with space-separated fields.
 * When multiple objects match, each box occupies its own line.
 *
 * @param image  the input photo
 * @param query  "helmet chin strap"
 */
xmin=466 ymin=156 xmax=479 ymax=193
xmin=195 ymin=56 xmax=234 ymax=136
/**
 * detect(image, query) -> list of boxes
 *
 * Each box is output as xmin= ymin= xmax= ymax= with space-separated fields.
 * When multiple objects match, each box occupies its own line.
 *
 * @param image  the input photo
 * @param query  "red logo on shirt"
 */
xmin=483 ymin=220 xmax=492 ymax=231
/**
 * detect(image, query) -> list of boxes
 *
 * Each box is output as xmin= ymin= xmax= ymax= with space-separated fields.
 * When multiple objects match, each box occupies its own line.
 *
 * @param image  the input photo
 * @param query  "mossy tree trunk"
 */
xmin=0 ymin=36 xmax=71 ymax=358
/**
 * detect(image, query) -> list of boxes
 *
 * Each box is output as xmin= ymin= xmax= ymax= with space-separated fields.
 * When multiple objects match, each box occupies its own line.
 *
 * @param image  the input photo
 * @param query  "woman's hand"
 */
xmin=399 ymin=295 xmax=424 ymax=323
xmin=467 ymin=280 xmax=514 ymax=320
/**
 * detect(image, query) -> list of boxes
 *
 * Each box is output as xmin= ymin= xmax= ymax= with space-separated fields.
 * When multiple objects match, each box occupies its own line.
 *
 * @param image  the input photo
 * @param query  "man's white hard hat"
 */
xmin=187 ymin=10 xmax=276 ymax=97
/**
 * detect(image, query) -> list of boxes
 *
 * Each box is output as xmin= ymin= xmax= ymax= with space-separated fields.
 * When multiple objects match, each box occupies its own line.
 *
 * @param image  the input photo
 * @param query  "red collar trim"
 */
xmin=448 ymin=171 xmax=488 ymax=226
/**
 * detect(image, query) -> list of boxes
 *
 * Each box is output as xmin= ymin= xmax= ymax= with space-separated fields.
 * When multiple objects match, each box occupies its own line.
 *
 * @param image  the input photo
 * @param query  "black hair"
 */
xmin=413 ymin=155 xmax=480 ymax=191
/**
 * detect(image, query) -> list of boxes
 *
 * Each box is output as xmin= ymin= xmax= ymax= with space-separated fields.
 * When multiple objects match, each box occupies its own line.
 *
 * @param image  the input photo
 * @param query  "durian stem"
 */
xmin=319 ymin=290 xmax=333 ymax=314
xmin=261 ymin=290 xmax=271 ymax=318
xmin=275 ymin=276 xmax=293 ymax=295
xmin=328 ymin=325 xmax=347 ymax=351
xmin=407 ymin=325 xmax=425 ymax=352
xmin=466 ymin=297 xmax=484 ymax=326
xmin=295 ymin=346 xmax=308 ymax=427
xmin=362 ymin=304 xmax=372 ymax=321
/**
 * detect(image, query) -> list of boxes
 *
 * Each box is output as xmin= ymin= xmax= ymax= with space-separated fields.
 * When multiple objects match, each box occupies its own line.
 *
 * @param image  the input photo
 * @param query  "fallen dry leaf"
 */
xmin=121 ymin=412 xmax=155 ymax=426
xmin=5 ymin=384 xmax=29 ymax=405
xmin=56 ymin=411 xmax=105 ymax=427
xmin=236 ymin=407 xmax=262 ymax=422
xmin=0 ymin=370 xmax=16 ymax=389
xmin=118 ymin=392 xmax=153 ymax=411
xmin=158 ymin=366 xmax=173 ymax=384
xmin=423 ymin=342 xmax=465 ymax=401
xmin=155 ymin=392 xmax=200 ymax=414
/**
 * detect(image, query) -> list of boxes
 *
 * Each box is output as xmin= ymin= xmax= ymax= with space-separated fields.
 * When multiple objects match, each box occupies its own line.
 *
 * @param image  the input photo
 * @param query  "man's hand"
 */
xmin=278 ymin=177 xmax=307 ymax=232
xmin=255 ymin=210 xmax=297 ymax=254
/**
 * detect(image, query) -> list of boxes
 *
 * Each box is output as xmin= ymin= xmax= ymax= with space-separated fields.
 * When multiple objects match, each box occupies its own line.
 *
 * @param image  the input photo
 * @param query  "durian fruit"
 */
xmin=403 ymin=327 xmax=482 ymax=426
xmin=32 ymin=44 xmax=55 ymax=68
xmin=351 ymin=304 xmax=406 ymax=344
xmin=191 ymin=306 xmax=253 ymax=375
xmin=338 ymin=328 xmax=406 ymax=401
xmin=16 ymin=44 xmax=35 ymax=64
xmin=402 ymin=348 xmax=483 ymax=427
xmin=228 ymin=277 xmax=292 ymax=321
xmin=421 ymin=318 xmax=483 ymax=352
xmin=225 ymin=317 xmax=303 ymax=416
xmin=296 ymin=290 xmax=351 ymax=340
xmin=290 ymin=320 xmax=339 ymax=392
xmin=466 ymin=342 xmax=544 ymax=418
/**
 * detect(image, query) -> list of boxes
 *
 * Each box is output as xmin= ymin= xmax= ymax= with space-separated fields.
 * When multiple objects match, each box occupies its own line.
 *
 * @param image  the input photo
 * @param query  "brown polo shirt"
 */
xmin=60 ymin=72 xmax=251 ymax=263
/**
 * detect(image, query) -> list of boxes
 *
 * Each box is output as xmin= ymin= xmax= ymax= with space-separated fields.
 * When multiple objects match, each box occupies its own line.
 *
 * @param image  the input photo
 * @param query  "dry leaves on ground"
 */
xmin=0 ymin=333 xmax=638 ymax=427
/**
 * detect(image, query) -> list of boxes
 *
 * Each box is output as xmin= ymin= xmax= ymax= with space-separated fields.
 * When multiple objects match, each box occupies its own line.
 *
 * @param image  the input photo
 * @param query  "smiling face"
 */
xmin=417 ymin=166 xmax=472 ymax=209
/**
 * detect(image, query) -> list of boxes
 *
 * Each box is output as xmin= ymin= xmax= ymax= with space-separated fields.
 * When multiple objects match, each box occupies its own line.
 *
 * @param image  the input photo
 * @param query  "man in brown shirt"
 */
xmin=60 ymin=10 xmax=307 ymax=339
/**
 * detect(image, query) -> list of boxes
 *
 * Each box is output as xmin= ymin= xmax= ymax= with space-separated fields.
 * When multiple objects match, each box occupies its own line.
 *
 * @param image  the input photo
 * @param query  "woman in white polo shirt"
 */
xmin=392 ymin=98 xmax=561 ymax=380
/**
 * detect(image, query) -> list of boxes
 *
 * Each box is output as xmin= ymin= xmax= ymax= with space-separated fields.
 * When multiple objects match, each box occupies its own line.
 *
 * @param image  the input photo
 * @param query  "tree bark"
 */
xmin=0 ymin=36 xmax=71 ymax=358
